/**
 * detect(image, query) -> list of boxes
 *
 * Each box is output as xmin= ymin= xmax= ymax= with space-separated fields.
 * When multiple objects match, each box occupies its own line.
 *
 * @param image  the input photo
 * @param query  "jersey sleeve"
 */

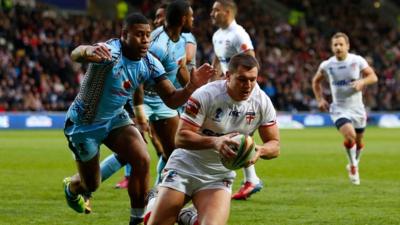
xmin=234 ymin=28 xmax=254 ymax=53
xmin=260 ymin=94 xmax=277 ymax=127
xmin=357 ymin=55 xmax=369 ymax=71
xmin=181 ymin=87 xmax=208 ymax=127
xmin=318 ymin=60 xmax=328 ymax=78
xmin=182 ymin=33 xmax=196 ymax=44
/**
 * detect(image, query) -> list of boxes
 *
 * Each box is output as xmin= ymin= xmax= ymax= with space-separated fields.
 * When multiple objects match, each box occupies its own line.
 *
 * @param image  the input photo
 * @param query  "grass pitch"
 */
xmin=0 ymin=127 xmax=399 ymax=225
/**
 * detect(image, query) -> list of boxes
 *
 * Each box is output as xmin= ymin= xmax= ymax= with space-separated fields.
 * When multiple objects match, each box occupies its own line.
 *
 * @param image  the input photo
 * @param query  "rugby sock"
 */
xmin=179 ymin=212 xmax=198 ymax=225
xmin=125 ymin=164 xmax=132 ymax=177
xmin=155 ymin=157 xmax=167 ymax=185
xmin=344 ymin=140 xmax=357 ymax=166
xmin=100 ymin=154 xmax=124 ymax=181
xmin=130 ymin=208 xmax=145 ymax=224
xmin=356 ymin=143 xmax=364 ymax=163
xmin=243 ymin=164 xmax=260 ymax=184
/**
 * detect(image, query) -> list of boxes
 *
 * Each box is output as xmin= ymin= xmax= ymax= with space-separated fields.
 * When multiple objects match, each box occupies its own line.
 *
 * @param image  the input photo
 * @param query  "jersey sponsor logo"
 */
xmin=229 ymin=110 xmax=241 ymax=117
xmin=338 ymin=65 xmax=347 ymax=69
xmin=212 ymin=108 xmax=223 ymax=122
xmin=332 ymin=79 xmax=355 ymax=86
xmin=185 ymin=97 xmax=200 ymax=117
xmin=245 ymin=112 xmax=256 ymax=124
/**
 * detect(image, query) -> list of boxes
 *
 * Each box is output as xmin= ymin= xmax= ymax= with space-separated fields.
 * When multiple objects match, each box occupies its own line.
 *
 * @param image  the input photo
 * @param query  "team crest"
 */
xmin=185 ymin=97 xmax=200 ymax=118
xmin=245 ymin=112 xmax=256 ymax=124
xmin=123 ymin=80 xmax=132 ymax=90
xmin=351 ymin=63 xmax=357 ymax=70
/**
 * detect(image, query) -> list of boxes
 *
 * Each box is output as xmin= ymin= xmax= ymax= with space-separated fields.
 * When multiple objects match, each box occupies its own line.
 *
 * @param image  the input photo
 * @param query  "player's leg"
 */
xmin=100 ymin=153 xmax=126 ymax=182
xmin=146 ymin=186 xmax=187 ymax=225
xmin=150 ymin=122 xmax=165 ymax=158
xmin=190 ymin=189 xmax=231 ymax=225
xmin=232 ymin=165 xmax=263 ymax=200
xmin=336 ymin=118 xmax=360 ymax=185
xmin=104 ymin=124 xmax=150 ymax=224
xmin=355 ymin=129 xmax=365 ymax=163
xmin=151 ymin=115 xmax=179 ymax=184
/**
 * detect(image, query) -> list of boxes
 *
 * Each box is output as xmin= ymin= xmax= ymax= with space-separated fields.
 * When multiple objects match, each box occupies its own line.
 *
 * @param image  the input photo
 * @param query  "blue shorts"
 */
xmin=64 ymin=111 xmax=133 ymax=162
xmin=143 ymin=101 xmax=178 ymax=122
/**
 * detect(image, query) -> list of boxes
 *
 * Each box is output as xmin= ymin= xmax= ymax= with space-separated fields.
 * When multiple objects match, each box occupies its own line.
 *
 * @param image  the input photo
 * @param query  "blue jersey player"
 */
xmin=62 ymin=13 xmax=214 ymax=225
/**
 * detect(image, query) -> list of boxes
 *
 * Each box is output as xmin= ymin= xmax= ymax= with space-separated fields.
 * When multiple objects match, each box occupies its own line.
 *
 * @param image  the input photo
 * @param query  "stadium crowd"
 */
xmin=0 ymin=0 xmax=399 ymax=112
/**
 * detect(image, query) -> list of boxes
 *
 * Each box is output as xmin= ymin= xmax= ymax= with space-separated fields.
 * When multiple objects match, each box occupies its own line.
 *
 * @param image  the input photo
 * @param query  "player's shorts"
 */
xmin=143 ymin=101 xmax=178 ymax=121
xmin=159 ymin=169 xmax=234 ymax=197
xmin=64 ymin=110 xmax=133 ymax=162
xmin=329 ymin=104 xmax=367 ymax=130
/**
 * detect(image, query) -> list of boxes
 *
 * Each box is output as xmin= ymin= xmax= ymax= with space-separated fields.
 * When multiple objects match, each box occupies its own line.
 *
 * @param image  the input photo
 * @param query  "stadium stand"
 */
xmin=0 ymin=0 xmax=399 ymax=112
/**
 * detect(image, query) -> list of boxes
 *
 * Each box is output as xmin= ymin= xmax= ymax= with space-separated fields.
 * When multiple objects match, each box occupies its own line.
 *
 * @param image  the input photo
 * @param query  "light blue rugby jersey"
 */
xmin=180 ymin=32 xmax=197 ymax=88
xmin=67 ymin=39 xmax=166 ymax=124
xmin=144 ymin=26 xmax=186 ymax=103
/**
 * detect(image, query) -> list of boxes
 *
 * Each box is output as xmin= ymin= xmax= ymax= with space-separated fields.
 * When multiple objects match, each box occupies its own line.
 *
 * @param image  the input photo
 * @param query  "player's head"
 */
xmin=121 ymin=13 xmax=151 ymax=59
xmin=165 ymin=0 xmax=193 ymax=33
xmin=226 ymin=53 xmax=259 ymax=101
xmin=331 ymin=32 xmax=350 ymax=60
xmin=210 ymin=0 xmax=237 ymax=28
xmin=154 ymin=3 xmax=167 ymax=28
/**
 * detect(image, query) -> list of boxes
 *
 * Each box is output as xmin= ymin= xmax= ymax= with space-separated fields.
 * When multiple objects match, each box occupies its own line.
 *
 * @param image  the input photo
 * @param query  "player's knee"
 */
xmin=132 ymin=153 xmax=151 ymax=173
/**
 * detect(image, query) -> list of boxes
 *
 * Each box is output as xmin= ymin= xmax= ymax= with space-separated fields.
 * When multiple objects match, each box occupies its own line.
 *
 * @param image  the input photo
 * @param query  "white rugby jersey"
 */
xmin=165 ymin=80 xmax=276 ymax=176
xmin=212 ymin=20 xmax=254 ymax=74
xmin=319 ymin=53 xmax=369 ymax=107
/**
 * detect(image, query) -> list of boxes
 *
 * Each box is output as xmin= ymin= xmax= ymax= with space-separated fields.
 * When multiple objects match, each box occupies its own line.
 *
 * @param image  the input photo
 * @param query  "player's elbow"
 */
xmin=261 ymin=142 xmax=280 ymax=159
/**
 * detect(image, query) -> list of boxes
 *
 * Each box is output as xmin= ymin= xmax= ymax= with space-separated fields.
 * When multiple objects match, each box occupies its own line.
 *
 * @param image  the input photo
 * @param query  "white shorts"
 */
xmin=159 ymin=169 xmax=234 ymax=197
xmin=329 ymin=104 xmax=367 ymax=129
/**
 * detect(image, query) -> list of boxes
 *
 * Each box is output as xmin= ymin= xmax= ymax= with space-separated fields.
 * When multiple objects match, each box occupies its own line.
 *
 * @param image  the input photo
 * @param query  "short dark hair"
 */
xmin=123 ymin=12 xmax=149 ymax=29
xmin=331 ymin=32 xmax=350 ymax=45
xmin=216 ymin=0 xmax=237 ymax=16
xmin=166 ymin=0 xmax=191 ymax=27
xmin=228 ymin=53 xmax=259 ymax=74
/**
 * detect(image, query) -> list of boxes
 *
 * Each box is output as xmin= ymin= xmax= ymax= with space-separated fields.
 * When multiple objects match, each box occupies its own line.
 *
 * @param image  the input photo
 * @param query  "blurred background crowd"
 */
xmin=0 ymin=0 xmax=399 ymax=112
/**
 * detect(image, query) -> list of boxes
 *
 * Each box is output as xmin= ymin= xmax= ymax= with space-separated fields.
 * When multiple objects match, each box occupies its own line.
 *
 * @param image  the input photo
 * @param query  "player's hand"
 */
xmin=351 ymin=79 xmax=365 ymax=91
xmin=244 ymin=146 xmax=262 ymax=167
xmin=83 ymin=43 xmax=112 ymax=62
xmin=213 ymin=132 xmax=239 ymax=159
xmin=187 ymin=63 xmax=215 ymax=91
xmin=317 ymin=99 xmax=329 ymax=112
xmin=134 ymin=119 xmax=150 ymax=144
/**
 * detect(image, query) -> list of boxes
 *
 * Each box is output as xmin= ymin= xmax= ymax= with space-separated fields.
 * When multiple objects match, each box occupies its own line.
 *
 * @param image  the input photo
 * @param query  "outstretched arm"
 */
xmin=155 ymin=63 xmax=214 ymax=109
xmin=71 ymin=44 xmax=112 ymax=63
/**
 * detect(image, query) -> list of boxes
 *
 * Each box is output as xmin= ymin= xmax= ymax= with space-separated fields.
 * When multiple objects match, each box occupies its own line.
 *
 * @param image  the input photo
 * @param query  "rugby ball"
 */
xmin=221 ymin=134 xmax=256 ymax=170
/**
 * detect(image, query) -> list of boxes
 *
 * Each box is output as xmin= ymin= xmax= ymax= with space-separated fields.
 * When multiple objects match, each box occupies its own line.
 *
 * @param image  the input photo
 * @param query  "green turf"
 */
xmin=0 ymin=127 xmax=399 ymax=225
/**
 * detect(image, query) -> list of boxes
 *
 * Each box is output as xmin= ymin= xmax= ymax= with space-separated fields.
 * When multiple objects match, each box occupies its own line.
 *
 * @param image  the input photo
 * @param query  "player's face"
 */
xmin=227 ymin=66 xmax=258 ymax=101
xmin=154 ymin=8 xmax=165 ymax=28
xmin=210 ymin=2 xmax=228 ymax=27
xmin=331 ymin=37 xmax=349 ymax=60
xmin=122 ymin=24 xmax=151 ymax=58
xmin=182 ymin=7 xmax=194 ymax=33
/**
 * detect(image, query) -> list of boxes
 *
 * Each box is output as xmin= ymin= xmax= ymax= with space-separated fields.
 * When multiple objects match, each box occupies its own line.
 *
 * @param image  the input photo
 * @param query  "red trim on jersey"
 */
xmin=260 ymin=121 xmax=277 ymax=127
xmin=180 ymin=117 xmax=201 ymax=128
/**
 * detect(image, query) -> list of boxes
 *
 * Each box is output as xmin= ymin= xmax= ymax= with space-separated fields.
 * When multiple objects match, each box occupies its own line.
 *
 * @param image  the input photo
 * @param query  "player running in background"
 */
xmin=62 ymin=12 xmax=213 ymax=225
xmin=312 ymin=32 xmax=378 ymax=185
xmin=210 ymin=0 xmax=264 ymax=200
xmin=114 ymin=1 xmax=199 ymax=188
xmin=145 ymin=53 xmax=280 ymax=225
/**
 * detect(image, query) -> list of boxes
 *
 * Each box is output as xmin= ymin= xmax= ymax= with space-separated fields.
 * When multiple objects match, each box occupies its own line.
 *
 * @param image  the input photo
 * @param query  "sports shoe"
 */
xmin=232 ymin=181 xmax=263 ymax=200
xmin=63 ymin=177 xmax=91 ymax=214
xmin=114 ymin=176 xmax=129 ymax=189
xmin=177 ymin=206 xmax=197 ymax=225
xmin=346 ymin=164 xmax=360 ymax=185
